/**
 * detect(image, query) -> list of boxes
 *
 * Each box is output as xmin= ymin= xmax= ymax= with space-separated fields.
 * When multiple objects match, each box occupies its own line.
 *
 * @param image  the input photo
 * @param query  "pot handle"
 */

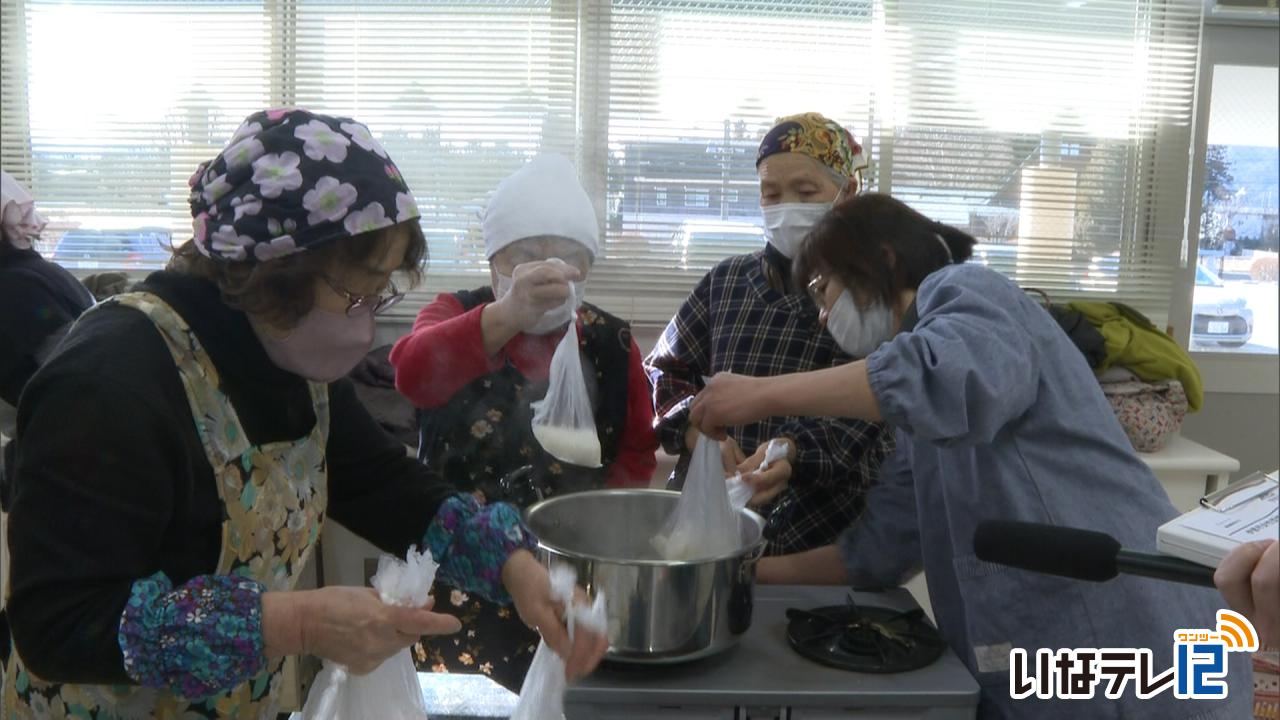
xmin=738 ymin=539 xmax=767 ymax=582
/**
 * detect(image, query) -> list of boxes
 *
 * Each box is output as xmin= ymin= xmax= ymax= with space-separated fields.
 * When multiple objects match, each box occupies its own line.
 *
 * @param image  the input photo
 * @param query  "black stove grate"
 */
xmin=786 ymin=596 xmax=946 ymax=673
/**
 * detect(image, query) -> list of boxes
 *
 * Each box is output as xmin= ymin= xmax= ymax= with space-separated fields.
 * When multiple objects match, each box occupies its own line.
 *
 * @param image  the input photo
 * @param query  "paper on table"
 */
xmin=1157 ymin=470 xmax=1279 ymax=567
xmin=1177 ymin=477 xmax=1278 ymax=544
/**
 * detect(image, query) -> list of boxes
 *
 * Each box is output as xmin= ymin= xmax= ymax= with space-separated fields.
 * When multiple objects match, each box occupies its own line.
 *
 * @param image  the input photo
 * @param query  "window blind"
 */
xmin=0 ymin=0 xmax=1203 ymax=324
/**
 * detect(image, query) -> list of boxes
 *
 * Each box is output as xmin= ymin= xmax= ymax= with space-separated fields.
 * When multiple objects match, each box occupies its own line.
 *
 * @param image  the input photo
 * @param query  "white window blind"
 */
xmin=1 ymin=0 xmax=1202 ymax=324
xmin=2 ymin=0 xmax=276 ymax=265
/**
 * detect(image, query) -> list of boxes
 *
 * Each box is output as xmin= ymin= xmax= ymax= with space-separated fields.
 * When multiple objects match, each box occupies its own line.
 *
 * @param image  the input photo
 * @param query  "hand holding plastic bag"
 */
xmin=756 ymin=438 xmax=790 ymax=473
xmin=652 ymin=433 xmax=743 ymax=561
xmin=729 ymin=438 xmax=791 ymax=507
xmin=725 ymin=473 xmax=753 ymax=510
xmin=511 ymin=565 xmax=608 ymax=720
xmin=530 ymin=269 xmax=601 ymax=468
xmin=301 ymin=547 xmax=439 ymax=720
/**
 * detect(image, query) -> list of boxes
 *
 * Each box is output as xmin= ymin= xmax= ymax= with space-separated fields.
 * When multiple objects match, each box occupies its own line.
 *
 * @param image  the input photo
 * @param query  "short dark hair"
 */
xmin=793 ymin=193 xmax=976 ymax=306
xmin=168 ymin=220 xmax=426 ymax=329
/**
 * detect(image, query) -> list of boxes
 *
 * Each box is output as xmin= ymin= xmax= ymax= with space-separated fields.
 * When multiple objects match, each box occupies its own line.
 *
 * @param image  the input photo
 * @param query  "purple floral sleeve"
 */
xmin=117 ymin=572 xmax=266 ymax=700
xmin=424 ymin=493 xmax=539 ymax=604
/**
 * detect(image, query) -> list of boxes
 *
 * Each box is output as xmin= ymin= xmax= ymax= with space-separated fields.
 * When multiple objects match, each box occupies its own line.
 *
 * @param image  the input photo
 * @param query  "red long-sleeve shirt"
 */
xmin=390 ymin=293 xmax=658 ymax=488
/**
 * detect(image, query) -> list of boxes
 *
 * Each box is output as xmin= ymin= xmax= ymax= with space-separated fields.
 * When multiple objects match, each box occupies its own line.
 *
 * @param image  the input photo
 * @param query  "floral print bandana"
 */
xmin=188 ymin=108 xmax=420 ymax=263
xmin=1 ymin=170 xmax=46 ymax=251
xmin=755 ymin=112 xmax=868 ymax=184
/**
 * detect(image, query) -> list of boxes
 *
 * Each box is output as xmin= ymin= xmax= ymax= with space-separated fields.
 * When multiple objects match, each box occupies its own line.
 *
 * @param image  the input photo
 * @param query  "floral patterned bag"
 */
xmin=1101 ymin=378 xmax=1189 ymax=453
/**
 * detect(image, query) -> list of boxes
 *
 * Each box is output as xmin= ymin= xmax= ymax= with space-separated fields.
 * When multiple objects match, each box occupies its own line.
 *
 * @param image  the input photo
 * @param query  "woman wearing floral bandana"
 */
xmin=644 ymin=112 xmax=893 ymax=557
xmin=1 ymin=109 xmax=607 ymax=719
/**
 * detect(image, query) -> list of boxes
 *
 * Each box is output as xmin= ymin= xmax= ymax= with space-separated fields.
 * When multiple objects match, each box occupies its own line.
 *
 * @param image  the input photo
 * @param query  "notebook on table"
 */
xmin=1156 ymin=470 xmax=1279 ymax=568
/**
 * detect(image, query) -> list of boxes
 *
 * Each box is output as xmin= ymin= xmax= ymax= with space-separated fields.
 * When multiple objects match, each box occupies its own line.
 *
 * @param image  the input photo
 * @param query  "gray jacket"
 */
xmin=841 ymin=264 xmax=1252 ymax=719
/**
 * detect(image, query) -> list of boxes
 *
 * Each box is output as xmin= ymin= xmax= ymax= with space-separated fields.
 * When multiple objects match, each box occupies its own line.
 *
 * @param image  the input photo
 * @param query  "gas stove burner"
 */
xmin=786 ymin=596 xmax=946 ymax=673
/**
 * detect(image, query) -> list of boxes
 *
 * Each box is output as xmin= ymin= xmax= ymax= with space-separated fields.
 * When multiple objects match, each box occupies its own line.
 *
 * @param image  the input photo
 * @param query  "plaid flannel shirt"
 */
xmin=644 ymin=248 xmax=892 ymax=555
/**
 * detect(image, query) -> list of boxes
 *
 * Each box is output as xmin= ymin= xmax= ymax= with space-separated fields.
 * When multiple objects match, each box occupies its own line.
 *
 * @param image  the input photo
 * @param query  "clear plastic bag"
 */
xmin=511 ymin=565 xmax=608 ymax=720
xmin=530 ymin=278 xmax=601 ymax=469
xmin=725 ymin=474 xmax=753 ymax=511
xmin=725 ymin=438 xmax=789 ymax=510
xmin=301 ymin=546 xmax=440 ymax=720
xmin=652 ymin=433 xmax=743 ymax=561
xmin=756 ymin=438 xmax=790 ymax=473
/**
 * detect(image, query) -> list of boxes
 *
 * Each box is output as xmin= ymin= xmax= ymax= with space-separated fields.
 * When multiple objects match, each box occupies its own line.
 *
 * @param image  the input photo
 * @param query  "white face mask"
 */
xmin=825 ymin=289 xmax=896 ymax=358
xmin=761 ymin=202 xmax=831 ymax=259
xmin=494 ymin=272 xmax=586 ymax=335
xmin=759 ymin=181 xmax=848 ymax=259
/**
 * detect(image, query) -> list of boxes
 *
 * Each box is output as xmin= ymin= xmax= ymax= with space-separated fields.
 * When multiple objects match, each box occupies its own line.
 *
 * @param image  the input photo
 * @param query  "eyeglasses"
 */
xmin=322 ymin=276 xmax=404 ymax=317
xmin=806 ymin=275 xmax=829 ymax=306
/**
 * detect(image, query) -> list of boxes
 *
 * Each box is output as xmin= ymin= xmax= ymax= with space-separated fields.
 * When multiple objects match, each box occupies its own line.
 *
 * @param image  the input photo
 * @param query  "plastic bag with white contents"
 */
xmin=651 ymin=433 xmax=742 ymax=561
xmin=301 ymin=546 xmax=439 ymax=720
xmin=756 ymin=438 xmax=790 ymax=473
xmin=511 ymin=565 xmax=608 ymax=720
xmin=530 ymin=272 xmax=601 ymax=469
xmin=725 ymin=474 xmax=753 ymax=511
xmin=724 ymin=438 xmax=789 ymax=510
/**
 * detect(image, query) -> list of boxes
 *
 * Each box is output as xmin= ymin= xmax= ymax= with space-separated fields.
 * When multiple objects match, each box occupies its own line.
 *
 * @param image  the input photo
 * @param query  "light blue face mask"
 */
xmin=824 ymin=289 xmax=896 ymax=359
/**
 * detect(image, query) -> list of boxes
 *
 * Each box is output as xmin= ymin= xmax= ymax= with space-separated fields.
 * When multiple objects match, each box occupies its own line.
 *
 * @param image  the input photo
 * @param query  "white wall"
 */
xmin=1183 ymin=392 xmax=1280 ymax=477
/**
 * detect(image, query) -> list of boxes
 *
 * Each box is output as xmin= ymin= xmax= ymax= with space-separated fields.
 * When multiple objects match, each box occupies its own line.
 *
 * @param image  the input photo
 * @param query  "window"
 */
xmin=293 ymin=0 xmax=580 ymax=279
xmin=6 ymin=1 xmax=273 ymax=267
xmin=686 ymin=187 xmax=711 ymax=209
xmin=1 ymin=0 xmax=1205 ymax=324
xmin=1188 ymin=65 xmax=1278 ymax=355
xmin=1214 ymin=0 xmax=1277 ymax=8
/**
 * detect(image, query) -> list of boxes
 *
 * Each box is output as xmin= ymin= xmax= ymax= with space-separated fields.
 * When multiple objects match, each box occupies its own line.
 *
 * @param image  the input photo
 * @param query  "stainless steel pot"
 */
xmin=524 ymin=488 xmax=766 ymax=665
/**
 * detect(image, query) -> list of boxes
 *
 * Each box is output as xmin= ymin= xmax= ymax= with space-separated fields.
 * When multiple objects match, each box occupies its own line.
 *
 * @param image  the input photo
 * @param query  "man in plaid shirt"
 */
xmin=645 ymin=113 xmax=892 ymax=555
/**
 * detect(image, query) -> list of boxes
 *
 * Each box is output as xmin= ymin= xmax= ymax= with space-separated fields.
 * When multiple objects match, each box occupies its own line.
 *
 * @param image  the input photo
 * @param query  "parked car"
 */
xmin=50 ymin=228 xmax=172 ymax=270
xmin=670 ymin=220 xmax=765 ymax=268
xmin=1191 ymin=263 xmax=1253 ymax=348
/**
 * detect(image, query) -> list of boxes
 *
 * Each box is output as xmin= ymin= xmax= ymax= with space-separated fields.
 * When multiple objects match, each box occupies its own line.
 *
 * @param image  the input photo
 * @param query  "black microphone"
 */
xmin=973 ymin=520 xmax=1216 ymax=587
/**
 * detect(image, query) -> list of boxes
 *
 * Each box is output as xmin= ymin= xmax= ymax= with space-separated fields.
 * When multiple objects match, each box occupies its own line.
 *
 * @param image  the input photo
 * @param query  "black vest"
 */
xmin=416 ymin=287 xmax=633 ymax=505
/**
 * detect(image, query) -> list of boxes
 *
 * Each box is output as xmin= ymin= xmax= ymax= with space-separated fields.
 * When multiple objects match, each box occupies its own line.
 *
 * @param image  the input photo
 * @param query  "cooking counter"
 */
xmin=292 ymin=585 xmax=978 ymax=719
xmin=565 ymin=584 xmax=979 ymax=719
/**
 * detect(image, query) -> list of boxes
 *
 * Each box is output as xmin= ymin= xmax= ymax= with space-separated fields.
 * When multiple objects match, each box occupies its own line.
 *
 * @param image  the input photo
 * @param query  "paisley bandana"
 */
xmin=756 ymin=112 xmax=867 ymax=184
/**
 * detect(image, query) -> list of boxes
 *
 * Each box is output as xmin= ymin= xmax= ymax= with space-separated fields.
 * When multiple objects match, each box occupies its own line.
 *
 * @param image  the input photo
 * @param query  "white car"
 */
xmin=1192 ymin=264 xmax=1253 ymax=348
xmin=670 ymin=220 xmax=765 ymax=268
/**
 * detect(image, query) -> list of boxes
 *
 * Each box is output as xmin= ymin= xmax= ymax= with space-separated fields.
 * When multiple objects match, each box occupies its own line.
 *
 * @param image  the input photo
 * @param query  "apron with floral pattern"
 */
xmin=3 ymin=292 xmax=328 ymax=719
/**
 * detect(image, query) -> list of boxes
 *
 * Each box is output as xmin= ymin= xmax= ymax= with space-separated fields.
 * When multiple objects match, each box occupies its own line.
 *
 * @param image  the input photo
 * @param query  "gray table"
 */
xmin=292 ymin=673 xmax=519 ymax=720
xmin=565 ymin=585 xmax=979 ymax=719
xmin=293 ymin=586 xmax=979 ymax=719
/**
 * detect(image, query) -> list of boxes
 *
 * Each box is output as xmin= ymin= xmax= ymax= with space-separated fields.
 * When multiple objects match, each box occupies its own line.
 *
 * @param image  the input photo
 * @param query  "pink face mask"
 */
xmin=255 ymin=304 xmax=376 ymax=383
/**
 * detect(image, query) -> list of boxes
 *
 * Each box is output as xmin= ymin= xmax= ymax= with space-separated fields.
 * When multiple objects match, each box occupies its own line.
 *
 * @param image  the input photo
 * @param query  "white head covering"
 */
xmin=1 ymin=171 xmax=47 ymax=251
xmin=482 ymin=154 xmax=599 ymax=260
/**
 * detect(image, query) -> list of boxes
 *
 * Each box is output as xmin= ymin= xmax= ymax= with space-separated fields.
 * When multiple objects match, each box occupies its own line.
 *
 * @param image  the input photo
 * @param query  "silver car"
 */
xmin=1192 ymin=263 xmax=1253 ymax=348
